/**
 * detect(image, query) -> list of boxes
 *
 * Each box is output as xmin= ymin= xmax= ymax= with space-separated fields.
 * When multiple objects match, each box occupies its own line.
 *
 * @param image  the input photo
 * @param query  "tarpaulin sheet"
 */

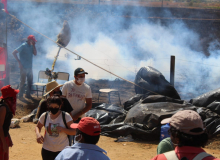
xmin=207 ymin=101 xmax=220 ymax=115
xmin=101 ymin=100 xmax=196 ymax=141
xmin=190 ymin=88 xmax=220 ymax=108
xmin=124 ymin=94 xmax=186 ymax=111
xmin=124 ymin=102 xmax=195 ymax=129
xmin=134 ymin=66 xmax=180 ymax=99
xmin=100 ymin=97 xmax=220 ymax=140
xmin=85 ymin=103 xmax=126 ymax=125
xmin=123 ymin=94 xmax=149 ymax=111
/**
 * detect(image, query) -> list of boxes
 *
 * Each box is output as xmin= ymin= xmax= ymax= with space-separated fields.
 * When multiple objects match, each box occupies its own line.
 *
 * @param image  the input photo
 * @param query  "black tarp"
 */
xmin=101 ymin=123 xmax=160 ymax=141
xmin=207 ymin=101 xmax=220 ymax=115
xmin=124 ymin=94 xmax=186 ymax=111
xmin=134 ymin=66 xmax=180 ymax=99
xmin=123 ymin=94 xmax=149 ymax=111
xmin=85 ymin=103 xmax=126 ymax=125
xmin=190 ymin=88 xmax=220 ymax=108
xmin=99 ymin=98 xmax=220 ymax=140
xmin=141 ymin=95 xmax=185 ymax=104
xmin=100 ymin=101 xmax=196 ymax=141
xmin=124 ymin=102 xmax=195 ymax=129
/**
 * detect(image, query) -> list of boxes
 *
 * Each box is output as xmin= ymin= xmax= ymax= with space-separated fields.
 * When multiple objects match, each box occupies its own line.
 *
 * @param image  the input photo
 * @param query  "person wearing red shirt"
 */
xmin=151 ymin=110 xmax=220 ymax=160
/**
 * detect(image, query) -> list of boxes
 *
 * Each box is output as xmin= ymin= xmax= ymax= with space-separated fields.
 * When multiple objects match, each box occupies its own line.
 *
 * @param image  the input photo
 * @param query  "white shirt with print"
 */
xmin=39 ymin=112 xmax=72 ymax=152
xmin=62 ymin=80 xmax=92 ymax=117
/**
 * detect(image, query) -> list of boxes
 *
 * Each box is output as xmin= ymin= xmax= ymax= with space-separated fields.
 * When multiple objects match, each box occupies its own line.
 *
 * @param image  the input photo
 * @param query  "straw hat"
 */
xmin=43 ymin=81 xmax=63 ymax=97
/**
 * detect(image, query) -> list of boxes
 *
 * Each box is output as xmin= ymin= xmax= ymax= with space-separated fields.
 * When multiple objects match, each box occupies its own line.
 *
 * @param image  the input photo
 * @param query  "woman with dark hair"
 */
xmin=35 ymin=96 xmax=76 ymax=160
xmin=0 ymin=85 xmax=19 ymax=160
xmin=151 ymin=110 xmax=220 ymax=160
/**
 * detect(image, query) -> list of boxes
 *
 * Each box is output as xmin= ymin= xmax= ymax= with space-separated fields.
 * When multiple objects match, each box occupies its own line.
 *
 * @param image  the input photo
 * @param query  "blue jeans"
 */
xmin=19 ymin=68 xmax=33 ymax=97
xmin=69 ymin=118 xmax=81 ymax=145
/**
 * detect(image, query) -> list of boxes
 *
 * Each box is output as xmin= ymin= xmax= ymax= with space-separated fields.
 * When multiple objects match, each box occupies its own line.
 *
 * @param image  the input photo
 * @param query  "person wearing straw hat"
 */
xmin=151 ymin=110 xmax=220 ymax=160
xmin=55 ymin=117 xmax=110 ymax=160
xmin=62 ymin=68 xmax=92 ymax=122
xmin=35 ymin=81 xmax=73 ymax=119
xmin=0 ymin=85 xmax=19 ymax=160
xmin=12 ymin=35 xmax=37 ymax=99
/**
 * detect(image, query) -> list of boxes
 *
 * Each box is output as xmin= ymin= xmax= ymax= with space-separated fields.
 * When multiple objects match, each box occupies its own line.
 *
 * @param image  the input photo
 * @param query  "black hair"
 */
xmin=77 ymin=129 xmax=100 ymax=145
xmin=169 ymin=125 xmax=208 ymax=147
xmin=47 ymin=96 xmax=62 ymax=108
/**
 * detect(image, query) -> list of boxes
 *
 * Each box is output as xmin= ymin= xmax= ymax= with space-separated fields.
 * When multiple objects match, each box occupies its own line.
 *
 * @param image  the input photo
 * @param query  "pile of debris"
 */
xmin=85 ymin=66 xmax=220 ymax=141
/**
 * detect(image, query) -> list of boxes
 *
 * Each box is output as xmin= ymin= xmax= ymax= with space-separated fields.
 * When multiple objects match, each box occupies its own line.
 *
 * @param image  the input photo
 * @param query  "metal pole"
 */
xmin=170 ymin=55 xmax=175 ymax=86
xmin=48 ymin=47 xmax=61 ymax=82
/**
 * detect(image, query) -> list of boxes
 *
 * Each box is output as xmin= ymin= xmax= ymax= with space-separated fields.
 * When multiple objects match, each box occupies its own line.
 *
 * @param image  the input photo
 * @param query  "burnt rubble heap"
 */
xmin=86 ymin=66 xmax=220 ymax=141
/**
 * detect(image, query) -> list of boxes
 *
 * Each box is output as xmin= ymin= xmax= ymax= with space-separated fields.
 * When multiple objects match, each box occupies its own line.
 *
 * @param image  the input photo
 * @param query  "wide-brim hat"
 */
xmin=43 ymin=81 xmax=63 ymax=97
xmin=0 ymin=85 xmax=19 ymax=99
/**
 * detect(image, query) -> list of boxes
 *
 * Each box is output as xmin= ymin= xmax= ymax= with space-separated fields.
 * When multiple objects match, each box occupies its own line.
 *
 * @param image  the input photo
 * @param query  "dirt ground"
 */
xmin=8 ymin=122 xmax=220 ymax=160
xmin=8 ymin=88 xmax=220 ymax=160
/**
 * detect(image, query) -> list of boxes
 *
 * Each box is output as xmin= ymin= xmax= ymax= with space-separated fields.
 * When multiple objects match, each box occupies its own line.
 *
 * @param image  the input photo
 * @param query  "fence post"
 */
xmin=170 ymin=55 xmax=175 ymax=86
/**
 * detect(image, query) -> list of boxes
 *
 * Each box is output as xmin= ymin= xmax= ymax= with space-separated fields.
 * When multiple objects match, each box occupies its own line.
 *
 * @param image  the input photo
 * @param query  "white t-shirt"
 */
xmin=62 ymin=81 xmax=92 ymax=117
xmin=39 ymin=112 xmax=72 ymax=152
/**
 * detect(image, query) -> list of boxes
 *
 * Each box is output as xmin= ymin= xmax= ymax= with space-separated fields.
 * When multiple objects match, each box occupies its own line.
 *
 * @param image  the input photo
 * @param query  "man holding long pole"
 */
xmin=12 ymin=35 xmax=37 ymax=99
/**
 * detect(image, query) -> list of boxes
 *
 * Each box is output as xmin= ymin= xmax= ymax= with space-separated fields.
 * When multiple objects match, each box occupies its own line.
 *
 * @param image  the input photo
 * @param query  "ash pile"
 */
xmin=86 ymin=66 xmax=220 ymax=141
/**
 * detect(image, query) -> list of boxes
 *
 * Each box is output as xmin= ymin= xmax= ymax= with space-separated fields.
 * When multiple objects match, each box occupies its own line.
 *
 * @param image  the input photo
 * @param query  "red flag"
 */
xmin=1 ymin=0 xmax=9 ymax=14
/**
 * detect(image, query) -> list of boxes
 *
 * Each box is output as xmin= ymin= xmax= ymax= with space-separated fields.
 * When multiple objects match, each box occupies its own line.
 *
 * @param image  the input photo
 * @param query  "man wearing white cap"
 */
xmin=151 ymin=110 xmax=220 ymax=160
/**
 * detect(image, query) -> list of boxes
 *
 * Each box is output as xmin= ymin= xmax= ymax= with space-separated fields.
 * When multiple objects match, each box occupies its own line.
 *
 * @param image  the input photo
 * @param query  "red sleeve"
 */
xmin=151 ymin=154 xmax=167 ymax=160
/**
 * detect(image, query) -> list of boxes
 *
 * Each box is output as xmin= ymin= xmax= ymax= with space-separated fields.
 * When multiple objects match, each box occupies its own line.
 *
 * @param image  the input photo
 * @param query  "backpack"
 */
xmin=164 ymin=150 xmax=213 ymax=160
xmin=44 ymin=111 xmax=71 ymax=146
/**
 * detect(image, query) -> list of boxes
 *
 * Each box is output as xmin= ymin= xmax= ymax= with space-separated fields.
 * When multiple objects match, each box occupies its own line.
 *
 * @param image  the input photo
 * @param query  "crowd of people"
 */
xmin=0 ymin=35 xmax=220 ymax=160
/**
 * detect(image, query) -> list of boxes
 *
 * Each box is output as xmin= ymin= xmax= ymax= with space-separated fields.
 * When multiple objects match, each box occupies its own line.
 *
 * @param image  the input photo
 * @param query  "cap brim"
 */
xmin=43 ymin=84 xmax=63 ymax=97
xmin=161 ymin=118 xmax=171 ymax=124
xmin=78 ymin=72 xmax=88 ymax=75
xmin=70 ymin=123 xmax=79 ymax=129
